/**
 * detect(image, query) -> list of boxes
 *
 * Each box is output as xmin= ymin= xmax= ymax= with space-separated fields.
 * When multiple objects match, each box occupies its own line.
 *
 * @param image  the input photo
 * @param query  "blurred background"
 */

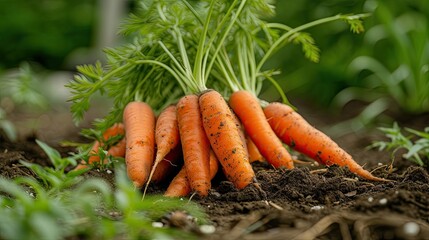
xmin=0 ymin=0 xmax=428 ymax=142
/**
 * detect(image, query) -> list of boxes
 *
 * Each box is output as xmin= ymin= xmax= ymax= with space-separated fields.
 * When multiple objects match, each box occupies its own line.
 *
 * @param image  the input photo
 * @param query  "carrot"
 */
xmin=246 ymin=135 xmax=265 ymax=163
xmin=102 ymin=137 xmax=126 ymax=163
xmin=163 ymin=166 xmax=188 ymax=198
xmin=151 ymin=144 xmax=183 ymax=183
xmin=229 ymin=90 xmax=294 ymax=169
xmin=177 ymin=95 xmax=211 ymax=196
xmin=144 ymin=105 xmax=180 ymax=195
xmin=74 ymin=123 xmax=125 ymax=170
xmin=123 ymin=101 xmax=156 ymax=188
xmin=199 ymin=90 xmax=255 ymax=189
xmin=232 ymin=110 xmax=248 ymax=155
xmin=165 ymin=150 xmax=219 ymax=197
xmin=264 ymin=102 xmax=387 ymax=181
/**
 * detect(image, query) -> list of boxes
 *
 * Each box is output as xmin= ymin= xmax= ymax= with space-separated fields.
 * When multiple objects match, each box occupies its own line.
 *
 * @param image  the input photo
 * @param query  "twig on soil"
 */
xmin=370 ymin=164 xmax=390 ymax=174
xmin=292 ymin=214 xmax=345 ymax=240
xmin=267 ymin=201 xmax=283 ymax=210
xmin=339 ymin=221 xmax=353 ymax=240
xmin=245 ymin=213 xmax=278 ymax=236
xmin=232 ymin=211 xmax=429 ymax=240
xmin=343 ymin=177 xmax=359 ymax=182
xmin=353 ymin=214 xmax=428 ymax=240
xmin=293 ymin=158 xmax=314 ymax=165
xmin=227 ymin=212 xmax=264 ymax=240
xmin=309 ymin=168 xmax=328 ymax=174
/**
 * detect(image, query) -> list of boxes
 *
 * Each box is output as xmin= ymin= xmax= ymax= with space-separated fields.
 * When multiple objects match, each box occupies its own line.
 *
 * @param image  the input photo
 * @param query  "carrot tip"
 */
xmin=370 ymin=176 xmax=392 ymax=182
xmin=133 ymin=181 xmax=143 ymax=189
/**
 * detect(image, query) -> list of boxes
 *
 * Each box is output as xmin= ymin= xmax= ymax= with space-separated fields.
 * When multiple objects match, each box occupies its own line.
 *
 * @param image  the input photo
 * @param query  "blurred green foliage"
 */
xmin=267 ymin=0 xmax=429 ymax=115
xmin=341 ymin=1 xmax=429 ymax=115
xmin=264 ymin=0 xmax=366 ymax=106
xmin=0 ymin=140 xmax=207 ymax=239
xmin=0 ymin=63 xmax=49 ymax=141
xmin=0 ymin=0 xmax=97 ymax=70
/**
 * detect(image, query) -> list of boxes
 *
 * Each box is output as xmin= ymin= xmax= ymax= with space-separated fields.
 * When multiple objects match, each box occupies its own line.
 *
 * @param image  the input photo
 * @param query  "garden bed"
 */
xmin=1 ymin=100 xmax=429 ymax=240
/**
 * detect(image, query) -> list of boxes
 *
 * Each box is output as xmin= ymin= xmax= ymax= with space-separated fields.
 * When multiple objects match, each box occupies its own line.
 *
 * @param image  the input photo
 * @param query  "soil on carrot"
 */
xmin=1 ymin=101 xmax=429 ymax=240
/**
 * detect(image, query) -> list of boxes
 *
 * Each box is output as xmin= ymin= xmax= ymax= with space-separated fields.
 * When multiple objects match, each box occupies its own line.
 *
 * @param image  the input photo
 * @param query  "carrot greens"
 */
xmin=67 ymin=34 xmax=182 ymax=131
xmin=67 ymin=0 xmax=368 ymax=130
xmin=210 ymin=12 xmax=369 ymax=104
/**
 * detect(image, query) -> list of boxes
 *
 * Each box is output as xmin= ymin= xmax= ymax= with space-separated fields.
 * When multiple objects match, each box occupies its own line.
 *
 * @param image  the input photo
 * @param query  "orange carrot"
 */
xmin=229 ymin=90 xmax=294 ymax=169
xmin=264 ymin=102 xmax=386 ymax=181
xmin=177 ymin=95 xmax=211 ymax=196
xmin=165 ymin=150 xmax=219 ymax=197
xmin=246 ymin=135 xmax=264 ymax=163
xmin=102 ymin=137 xmax=126 ymax=163
xmin=163 ymin=166 xmax=188 ymax=198
xmin=74 ymin=123 xmax=125 ymax=170
xmin=151 ymin=144 xmax=183 ymax=183
xmin=123 ymin=101 xmax=156 ymax=188
xmin=144 ymin=105 xmax=180 ymax=195
xmin=232 ymin=110 xmax=248 ymax=155
xmin=199 ymin=90 xmax=255 ymax=189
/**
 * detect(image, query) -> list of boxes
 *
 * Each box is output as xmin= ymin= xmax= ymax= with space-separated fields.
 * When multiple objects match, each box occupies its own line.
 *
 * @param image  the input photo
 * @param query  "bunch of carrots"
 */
xmin=70 ymin=0 xmax=387 ymax=198
xmin=75 ymin=91 xmax=386 ymax=198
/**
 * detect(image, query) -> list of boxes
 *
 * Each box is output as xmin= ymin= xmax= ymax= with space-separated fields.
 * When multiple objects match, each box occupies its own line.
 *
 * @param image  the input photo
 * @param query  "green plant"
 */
xmin=333 ymin=1 xmax=429 ymax=124
xmin=0 ymin=141 xmax=207 ymax=239
xmin=261 ymin=0 xmax=367 ymax=106
xmin=0 ymin=108 xmax=16 ymax=141
xmin=371 ymin=122 xmax=429 ymax=168
xmin=0 ymin=63 xmax=49 ymax=141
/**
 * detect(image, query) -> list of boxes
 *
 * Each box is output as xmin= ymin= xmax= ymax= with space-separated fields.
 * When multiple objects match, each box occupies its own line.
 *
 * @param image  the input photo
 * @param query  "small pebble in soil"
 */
xmin=210 ymin=191 xmax=221 ymax=198
xmin=310 ymin=205 xmax=324 ymax=211
xmin=379 ymin=198 xmax=388 ymax=205
xmin=403 ymin=222 xmax=420 ymax=236
xmin=152 ymin=222 xmax=164 ymax=228
xmin=368 ymin=196 xmax=374 ymax=202
xmin=200 ymin=225 xmax=216 ymax=234
xmin=106 ymin=169 xmax=112 ymax=174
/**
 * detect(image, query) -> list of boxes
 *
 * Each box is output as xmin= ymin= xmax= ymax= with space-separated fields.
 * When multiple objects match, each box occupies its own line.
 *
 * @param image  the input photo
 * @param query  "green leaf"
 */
xmin=372 ymin=122 xmax=429 ymax=167
xmin=291 ymin=32 xmax=320 ymax=63
xmin=0 ymin=178 xmax=33 ymax=205
xmin=0 ymin=118 xmax=17 ymax=142
xmin=29 ymin=212 xmax=63 ymax=240
xmin=35 ymin=140 xmax=62 ymax=169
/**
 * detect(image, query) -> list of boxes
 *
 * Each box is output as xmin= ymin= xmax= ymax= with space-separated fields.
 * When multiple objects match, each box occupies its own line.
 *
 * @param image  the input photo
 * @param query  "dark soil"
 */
xmin=1 ymin=102 xmax=429 ymax=240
